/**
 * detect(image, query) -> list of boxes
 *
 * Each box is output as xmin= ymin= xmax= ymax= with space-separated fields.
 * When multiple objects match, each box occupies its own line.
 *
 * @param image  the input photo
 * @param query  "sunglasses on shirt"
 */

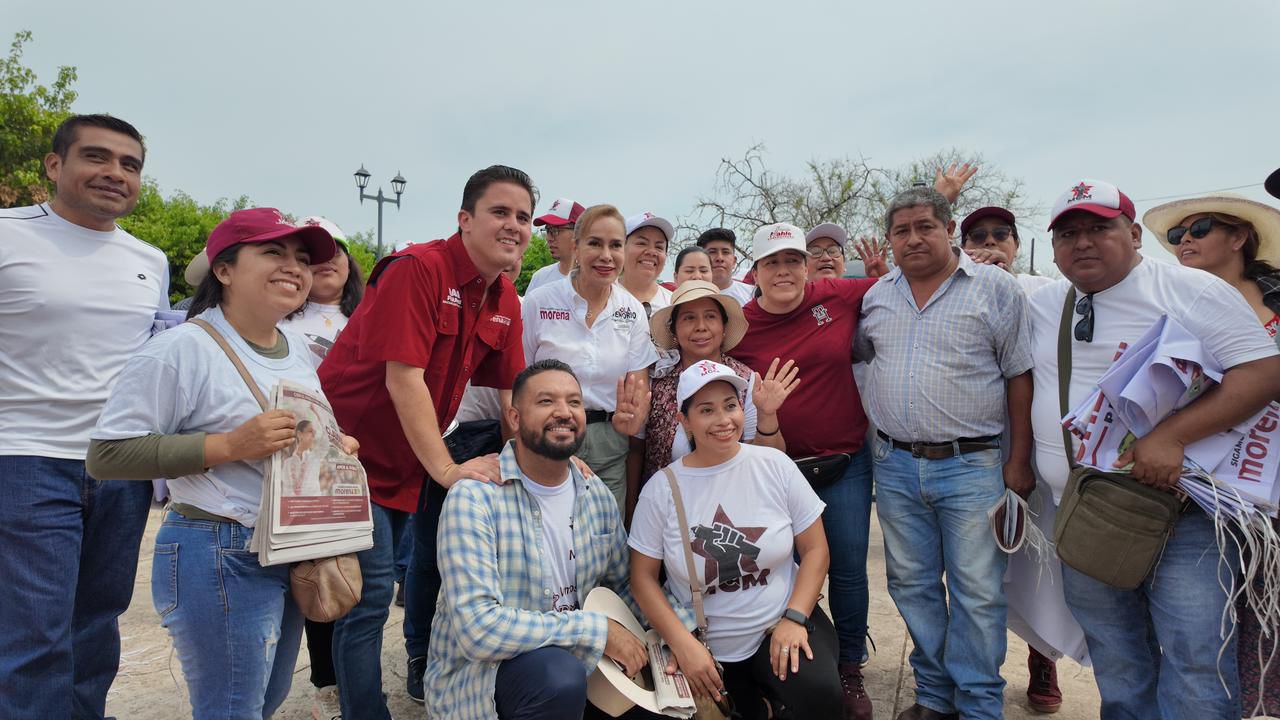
xmin=1167 ymin=217 xmax=1230 ymax=245
xmin=1074 ymin=292 xmax=1094 ymax=343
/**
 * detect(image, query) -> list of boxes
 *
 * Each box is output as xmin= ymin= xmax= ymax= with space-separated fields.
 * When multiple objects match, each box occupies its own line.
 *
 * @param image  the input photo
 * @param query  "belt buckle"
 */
xmin=909 ymin=442 xmax=927 ymax=458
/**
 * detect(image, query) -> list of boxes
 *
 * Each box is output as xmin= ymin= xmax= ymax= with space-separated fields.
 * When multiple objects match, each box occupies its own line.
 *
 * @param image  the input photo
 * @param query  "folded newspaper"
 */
xmin=250 ymin=380 xmax=374 ymax=566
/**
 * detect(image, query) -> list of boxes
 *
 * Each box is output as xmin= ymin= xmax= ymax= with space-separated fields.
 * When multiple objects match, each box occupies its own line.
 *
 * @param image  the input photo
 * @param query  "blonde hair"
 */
xmin=573 ymin=205 xmax=626 ymax=246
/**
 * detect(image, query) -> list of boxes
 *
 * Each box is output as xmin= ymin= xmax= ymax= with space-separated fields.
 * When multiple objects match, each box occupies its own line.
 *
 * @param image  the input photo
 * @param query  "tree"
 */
xmin=343 ymin=229 xmax=378 ymax=279
xmin=518 ymin=234 xmax=553 ymax=294
xmin=689 ymin=144 xmax=1043 ymax=274
xmin=0 ymin=30 xmax=77 ymax=206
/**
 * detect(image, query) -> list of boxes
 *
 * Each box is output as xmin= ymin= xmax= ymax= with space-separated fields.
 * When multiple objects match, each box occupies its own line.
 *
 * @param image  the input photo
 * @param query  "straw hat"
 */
xmin=648 ymin=280 xmax=748 ymax=353
xmin=1143 ymin=193 xmax=1280 ymax=267
xmin=583 ymin=588 xmax=671 ymax=717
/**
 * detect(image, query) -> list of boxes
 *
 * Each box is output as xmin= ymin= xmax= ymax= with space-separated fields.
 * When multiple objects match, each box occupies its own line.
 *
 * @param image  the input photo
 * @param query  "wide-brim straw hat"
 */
xmin=1143 ymin=193 xmax=1280 ymax=267
xmin=648 ymin=280 xmax=748 ymax=353
xmin=583 ymin=587 xmax=666 ymax=717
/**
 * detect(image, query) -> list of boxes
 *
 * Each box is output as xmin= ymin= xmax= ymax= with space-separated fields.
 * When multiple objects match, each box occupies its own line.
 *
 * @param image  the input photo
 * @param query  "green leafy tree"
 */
xmin=0 ymin=30 xmax=77 ymax=207
xmin=518 ymin=234 xmax=552 ymax=293
xmin=343 ymin=229 xmax=378 ymax=279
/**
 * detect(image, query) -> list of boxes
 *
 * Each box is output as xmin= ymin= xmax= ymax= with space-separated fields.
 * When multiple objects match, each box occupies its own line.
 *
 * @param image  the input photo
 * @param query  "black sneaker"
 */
xmin=407 ymin=655 xmax=426 ymax=704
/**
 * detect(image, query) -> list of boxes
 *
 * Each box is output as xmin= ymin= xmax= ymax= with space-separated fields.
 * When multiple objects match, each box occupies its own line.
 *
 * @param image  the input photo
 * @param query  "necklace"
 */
xmin=318 ymin=309 xmax=341 ymax=328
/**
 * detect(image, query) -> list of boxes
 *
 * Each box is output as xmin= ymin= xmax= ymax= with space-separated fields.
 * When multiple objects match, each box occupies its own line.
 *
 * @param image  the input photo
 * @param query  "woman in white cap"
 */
xmin=641 ymin=280 xmax=797 ymax=481
xmin=85 ymin=209 xmax=359 ymax=719
xmin=522 ymin=204 xmax=656 ymax=514
xmin=619 ymin=211 xmax=675 ymax=317
xmin=1143 ymin=194 xmax=1280 ymax=717
xmin=629 ymin=360 xmax=843 ymax=720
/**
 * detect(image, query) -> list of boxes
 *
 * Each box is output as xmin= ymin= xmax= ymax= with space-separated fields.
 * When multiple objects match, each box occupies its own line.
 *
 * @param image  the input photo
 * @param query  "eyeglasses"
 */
xmin=1074 ymin=292 xmax=1095 ymax=343
xmin=546 ymin=225 xmax=575 ymax=236
xmin=807 ymin=246 xmax=844 ymax=259
xmin=1167 ymin=217 xmax=1229 ymax=245
xmin=964 ymin=227 xmax=1015 ymax=244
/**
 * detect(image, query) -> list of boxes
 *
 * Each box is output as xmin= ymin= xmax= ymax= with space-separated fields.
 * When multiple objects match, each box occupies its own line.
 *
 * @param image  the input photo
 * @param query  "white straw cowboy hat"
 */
xmin=583 ymin=587 xmax=684 ymax=717
xmin=648 ymin=280 xmax=748 ymax=353
xmin=1143 ymin=193 xmax=1280 ymax=267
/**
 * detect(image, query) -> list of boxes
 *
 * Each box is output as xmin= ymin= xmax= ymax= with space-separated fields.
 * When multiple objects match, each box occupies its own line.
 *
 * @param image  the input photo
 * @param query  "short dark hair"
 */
xmin=51 ymin=114 xmax=146 ymax=163
xmin=460 ymin=165 xmax=538 ymax=216
xmin=696 ymin=228 xmax=736 ymax=249
xmin=674 ymin=246 xmax=710 ymax=273
xmin=512 ymin=359 xmax=579 ymax=404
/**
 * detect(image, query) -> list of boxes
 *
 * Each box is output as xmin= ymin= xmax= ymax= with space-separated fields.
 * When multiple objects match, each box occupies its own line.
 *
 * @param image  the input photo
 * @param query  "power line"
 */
xmin=1133 ymin=183 xmax=1264 ymax=203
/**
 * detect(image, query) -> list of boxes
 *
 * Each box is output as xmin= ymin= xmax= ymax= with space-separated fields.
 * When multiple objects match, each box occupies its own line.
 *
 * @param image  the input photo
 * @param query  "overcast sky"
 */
xmin=13 ymin=0 xmax=1279 ymax=268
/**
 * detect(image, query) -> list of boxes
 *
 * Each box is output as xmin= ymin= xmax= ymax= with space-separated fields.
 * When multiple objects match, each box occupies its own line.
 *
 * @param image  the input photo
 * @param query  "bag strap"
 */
xmin=662 ymin=466 xmax=709 ymax=639
xmin=189 ymin=319 xmax=269 ymax=411
xmin=1058 ymin=288 xmax=1077 ymax=471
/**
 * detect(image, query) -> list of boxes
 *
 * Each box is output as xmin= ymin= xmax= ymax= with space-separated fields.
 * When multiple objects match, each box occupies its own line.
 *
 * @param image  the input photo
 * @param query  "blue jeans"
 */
xmin=152 ymin=511 xmax=304 ymax=719
xmin=495 ymin=647 xmax=588 ymax=720
xmin=405 ymin=478 xmax=447 ymax=659
xmin=0 ymin=456 xmax=151 ymax=719
xmin=1061 ymin=509 xmax=1240 ymax=720
xmin=334 ymin=500 xmax=410 ymax=720
xmin=394 ymin=512 xmax=415 ymax=584
xmin=814 ymin=447 xmax=874 ymax=664
xmin=872 ymin=438 xmax=1008 ymax=720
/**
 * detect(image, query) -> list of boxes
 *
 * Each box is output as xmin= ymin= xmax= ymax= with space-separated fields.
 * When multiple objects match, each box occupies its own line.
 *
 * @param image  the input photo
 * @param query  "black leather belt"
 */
xmin=876 ymin=430 xmax=1000 ymax=460
xmin=585 ymin=410 xmax=614 ymax=425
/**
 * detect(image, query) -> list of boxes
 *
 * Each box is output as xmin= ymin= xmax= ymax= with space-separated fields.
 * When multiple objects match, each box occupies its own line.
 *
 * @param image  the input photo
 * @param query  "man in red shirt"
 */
xmin=318 ymin=165 xmax=533 ymax=720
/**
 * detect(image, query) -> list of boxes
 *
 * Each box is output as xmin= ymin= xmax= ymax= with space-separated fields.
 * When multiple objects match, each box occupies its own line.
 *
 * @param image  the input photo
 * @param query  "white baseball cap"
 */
xmin=805 ymin=222 xmax=849 ymax=247
xmin=676 ymin=359 xmax=749 ymax=410
xmin=752 ymin=222 xmax=807 ymax=262
xmin=1046 ymin=179 xmax=1135 ymax=231
xmin=534 ymin=197 xmax=586 ymax=227
xmin=624 ymin=211 xmax=675 ymax=243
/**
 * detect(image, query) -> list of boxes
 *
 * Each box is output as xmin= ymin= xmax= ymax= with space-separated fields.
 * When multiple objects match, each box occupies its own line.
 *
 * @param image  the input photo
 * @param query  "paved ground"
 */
xmin=108 ymin=507 xmax=1100 ymax=719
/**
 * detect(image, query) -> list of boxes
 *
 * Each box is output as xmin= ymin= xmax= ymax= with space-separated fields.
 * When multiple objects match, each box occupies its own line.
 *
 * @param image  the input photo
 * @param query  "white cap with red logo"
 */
xmin=675 ymin=360 xmax=749 ymax=409
xmin=1046 ymin=179 xmax=1136 ymax=231
xmin=752 ymin=222 xmax=807 ymax=262
xmin=534 ymin=197 xmax=586 ymax=228
xmin=624 ymin=211 xmax=675 ymax=242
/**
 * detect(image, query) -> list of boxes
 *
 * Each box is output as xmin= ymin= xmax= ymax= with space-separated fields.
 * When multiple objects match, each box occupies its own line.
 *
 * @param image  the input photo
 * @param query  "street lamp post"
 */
xmin=353 ymin=165 xmax=407 ymax=260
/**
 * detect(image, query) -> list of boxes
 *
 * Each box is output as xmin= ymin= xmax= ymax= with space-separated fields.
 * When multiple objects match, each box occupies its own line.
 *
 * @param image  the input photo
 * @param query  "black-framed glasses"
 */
xmin=965 ymin=227 xmax=1015 ymax=244
xmin=1074 ymin=292 xmax=1095 ymax=343
xmin=807 ymin=246 xmax=844 ymax=260
xmin=546 ymin=224 xmax=575 ymax=236
xmin=1167 ymin=217 xmax=1229 ymax=245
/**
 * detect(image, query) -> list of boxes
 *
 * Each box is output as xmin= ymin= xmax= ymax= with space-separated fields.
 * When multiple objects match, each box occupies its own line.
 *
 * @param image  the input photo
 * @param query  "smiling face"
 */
xmin=511 ymin=369 xmax=587 ymax=461
xmin=1051 ymin=211 xmax=1141 ymax=293
xmin=806 ymin=237 xmax=846 ymax=279
xmin=213 ymin=237 xmax=314 ymax=321
xmin=674 ymin=296 xmax=727 ymax=363
xmin=574 ymin=215 xmax=626 ymax=290
xmin=44 ymin=126 xmax=145 ymax=230
xmin=675 ymin=249 xmax=713 ymax=284
xmin=1171 ymin=213 xmax=1247 ymax=275
xmin=703 ymin=240 xmax=738 ymax=288
xmin=887 ymin=204 xmax=958 ymax=280
xmin=459 ymin=181 xmax=533 ymax=281
xmin=678 ymin=380 xmax=744 ymax=455
xmin=623 ymin=226 xmax=669 ymax=285
xmin=309 ymin=245 xmax=350 ymax=304
xmin=754 ymin=250 xmax=807 ymax=309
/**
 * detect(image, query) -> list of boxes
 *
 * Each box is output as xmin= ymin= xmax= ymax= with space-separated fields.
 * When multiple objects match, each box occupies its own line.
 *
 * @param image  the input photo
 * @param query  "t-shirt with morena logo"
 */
xmin=629 ymin=444 xmax=825 ymax=661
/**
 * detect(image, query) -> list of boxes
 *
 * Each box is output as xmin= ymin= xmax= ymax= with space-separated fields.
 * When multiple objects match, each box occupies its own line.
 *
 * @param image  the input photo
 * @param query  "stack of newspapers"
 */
xmin=251 ymin=380 xmax=375 ymax=566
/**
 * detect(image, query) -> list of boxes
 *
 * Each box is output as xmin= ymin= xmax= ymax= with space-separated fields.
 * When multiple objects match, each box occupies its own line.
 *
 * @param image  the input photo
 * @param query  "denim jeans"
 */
xmin=394 ymin=513 xmax=415 ymax=584
xmin=1061 ymin=509 xmax=1240 ymax=720
xmin=813 ymin=447 xmax=874 ymax=664
xmin=0 ymin=456 xmax=151 ymax=719
xmin=334 ymin=500 xmax=410 ymax=720
xmin=872 ymin=437 xmax=1008 ymax=720
xmin=405 ymin=478 xmax=447 ymax=659
xmin=152 ymin=511 xmax=304 ymax=719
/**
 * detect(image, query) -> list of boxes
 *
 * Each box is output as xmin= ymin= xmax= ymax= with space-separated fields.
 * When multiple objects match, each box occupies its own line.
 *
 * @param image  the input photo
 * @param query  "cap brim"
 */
xmin=184 ymin=250 xmax=210 ymax=286
xmin=185 ymin=225 xmax=337 ymax=285
xmin=534 ymin=215 xmax=572 ymax=228
xmin=1047 ymin=204 xmax=1124 ymax=231
xmin=1143 ymin=195 xmax=1280 ymax=267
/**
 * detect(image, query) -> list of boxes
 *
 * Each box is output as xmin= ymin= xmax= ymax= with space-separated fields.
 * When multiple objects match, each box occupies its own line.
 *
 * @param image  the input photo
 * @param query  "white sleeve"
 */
xmin=628 ymin=311 xmax=660 ymax=372
xmin=741 ymin=374 xmax=758 ymax=442
xmin=627 ymin=476 xmax=670 ymax=559
xmin=1181 ymin=279 xmax=1280 ymax=369
xmin=521 ymin=296 xmax=538 ymax=365
xmin=92 ymin=353 xmax=193 ymax=440
xmin=781 ymin=456 xmax=826 ymax=534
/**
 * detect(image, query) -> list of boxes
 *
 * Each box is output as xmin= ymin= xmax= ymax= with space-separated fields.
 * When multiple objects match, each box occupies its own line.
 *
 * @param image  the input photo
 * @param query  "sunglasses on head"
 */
xmin=1167 ymin=217 xmax=1230 ymax=245
xmin=965 ymin=227 xmax=1014 ymax=244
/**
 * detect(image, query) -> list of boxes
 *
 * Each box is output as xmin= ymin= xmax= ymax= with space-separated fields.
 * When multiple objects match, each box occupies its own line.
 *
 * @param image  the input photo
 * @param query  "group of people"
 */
xmin=5 ymin=111 xmax=1280 ymax=720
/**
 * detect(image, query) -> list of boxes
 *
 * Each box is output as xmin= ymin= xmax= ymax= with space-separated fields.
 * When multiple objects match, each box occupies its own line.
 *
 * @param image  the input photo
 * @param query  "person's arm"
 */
xmin=630 ymin=550 xmax=725 ymax=700
xmin=385 ymin=361 xmax=498 ymax=487
xmin=748 ymin=359 xmax=799 ymax=453
xmin=1118 ymin=356 xmax=1280 ymax=487
xmin=440 ymin=482 xmax=610 ymax=664
xmin=1003 ymin=372 xmax=1035 ymax=497
xmin=87 ymin=433 xmax=207 ymax=480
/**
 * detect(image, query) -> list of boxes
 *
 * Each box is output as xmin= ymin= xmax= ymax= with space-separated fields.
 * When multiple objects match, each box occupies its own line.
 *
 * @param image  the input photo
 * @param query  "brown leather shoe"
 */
xmin=895 ymin=703 xmax=959 ymax=720
xmin=1027 ymin=647 xmax=1063 ymax=713
xmin=837 ymin=662 xmax=873 ymax=720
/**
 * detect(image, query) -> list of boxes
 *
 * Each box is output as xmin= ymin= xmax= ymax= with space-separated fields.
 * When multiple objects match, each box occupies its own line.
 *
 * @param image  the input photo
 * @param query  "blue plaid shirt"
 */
xmin=855 ymin=249 xmax=1033 ymax=442
xmin=424 ymin=441 xmax=686 ymax=719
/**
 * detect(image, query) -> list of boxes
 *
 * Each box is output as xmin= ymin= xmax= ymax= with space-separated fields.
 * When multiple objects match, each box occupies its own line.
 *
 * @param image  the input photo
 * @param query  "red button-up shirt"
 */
xmin=319 ymin=234 xmax=524 ymax=512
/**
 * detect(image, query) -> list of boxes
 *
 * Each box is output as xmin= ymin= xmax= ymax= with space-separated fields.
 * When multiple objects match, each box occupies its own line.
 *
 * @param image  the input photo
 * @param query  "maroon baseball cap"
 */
xmin=533 ymin=197 xmax=586 ymax=227
xmin=206 ymin=208 xmax=336 ymax=265
xmin=960 ymin=206 xmax=1017 ymax=237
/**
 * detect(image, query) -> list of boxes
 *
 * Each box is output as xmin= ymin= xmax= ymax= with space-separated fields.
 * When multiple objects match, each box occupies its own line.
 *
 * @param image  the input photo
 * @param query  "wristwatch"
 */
xmin=781 ymin=608 xmax=814 ymax=633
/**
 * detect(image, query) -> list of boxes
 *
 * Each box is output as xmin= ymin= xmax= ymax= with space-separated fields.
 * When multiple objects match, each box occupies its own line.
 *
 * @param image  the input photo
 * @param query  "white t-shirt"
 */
xmin=1016 ymin=273 xmax=1055 ymax=295
xmin=628 ymin=283 xmax=674 ymax=318
xmin=522 ymin=278 xmax=659 ymax=411
xmin=0 ymin=203 xmax=169 ymax=459
xmin=1028 ymin=259 xmax=1279 ymax=502
xmin=525 ymin=263 xmax=571 ymax=295
xmin=281 ymin=302 xmax=348 ymax=370
xmin=629 ymin=444 xmax=825 ymax=661
xmin=91 ymin=306 xmax=324 ymax=526
xmin=520 ymin=471 xmax=579 ymax=612
xmin=720 ymin=280 xmax=757 ymax=308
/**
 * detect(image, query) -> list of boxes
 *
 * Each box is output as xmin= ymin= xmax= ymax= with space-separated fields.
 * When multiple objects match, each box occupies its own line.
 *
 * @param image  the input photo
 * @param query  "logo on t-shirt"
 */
xmin=691 ymin=505 xmax=769 ymax=595
xmin=539 ymin=307 xmax=572 ymax=321
xmin=811 ymin=304 xmax=833 ymax=326
xmin=444 ymin=288 xmax=462 ymax=307
xmin=612 ymin=307 xmax=637 ymax=323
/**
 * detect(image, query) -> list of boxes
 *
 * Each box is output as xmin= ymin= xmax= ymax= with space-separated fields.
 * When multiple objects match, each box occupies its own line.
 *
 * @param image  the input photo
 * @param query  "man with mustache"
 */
xmin=0 ymin=114 xmax=168 ymax=719
xmin=423 ymin=359 xmax=652 ymax=720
